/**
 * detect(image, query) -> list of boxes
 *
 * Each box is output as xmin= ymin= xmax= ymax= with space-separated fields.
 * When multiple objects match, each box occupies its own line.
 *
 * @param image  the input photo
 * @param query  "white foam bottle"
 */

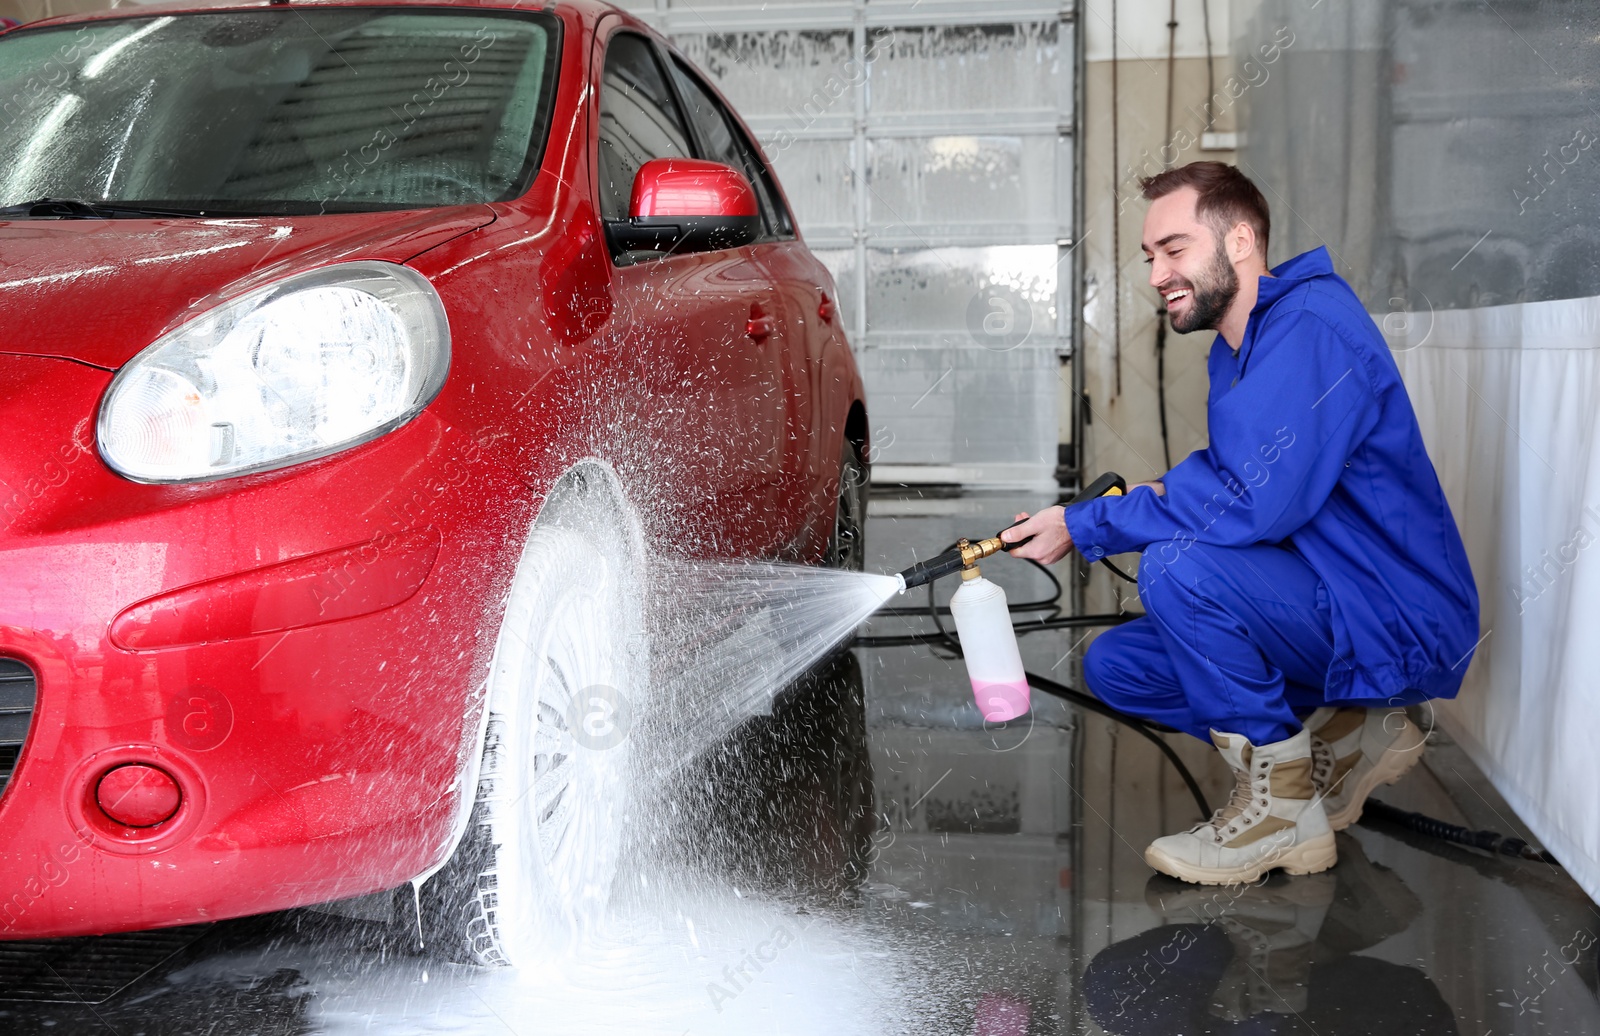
xmin=948 ymin=565 xmax=1030 ymax=722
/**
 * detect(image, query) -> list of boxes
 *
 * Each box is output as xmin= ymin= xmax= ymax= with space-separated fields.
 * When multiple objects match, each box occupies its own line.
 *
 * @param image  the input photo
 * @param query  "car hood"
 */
xmin=0 ymin=207 xmax=495 ymax=369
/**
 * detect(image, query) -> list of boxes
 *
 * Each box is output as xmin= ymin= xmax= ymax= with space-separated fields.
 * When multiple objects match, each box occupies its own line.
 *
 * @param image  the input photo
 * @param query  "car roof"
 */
xmin=16 ymin=0 xmax=631 ymax=31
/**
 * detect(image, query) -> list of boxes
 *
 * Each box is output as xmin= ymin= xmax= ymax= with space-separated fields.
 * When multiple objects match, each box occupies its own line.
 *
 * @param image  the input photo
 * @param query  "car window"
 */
xmin=597 ymin=32 xmax=691 ymax=221
xmin=666 ymin=56 xmax=792 ymax=239
xmin=0 ymin=10 xmax=560 ymax=214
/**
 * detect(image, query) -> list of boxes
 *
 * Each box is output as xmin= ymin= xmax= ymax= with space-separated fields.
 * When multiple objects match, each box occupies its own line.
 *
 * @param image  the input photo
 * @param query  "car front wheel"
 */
xmin=421 ymin=471 xmax=646 ymax=965
xmin=825 ymin=437 xmax=868 ymax=572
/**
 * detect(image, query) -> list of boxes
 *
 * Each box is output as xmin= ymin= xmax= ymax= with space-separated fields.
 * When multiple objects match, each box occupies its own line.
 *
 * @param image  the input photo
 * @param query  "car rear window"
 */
xmin=0 ymin=8 xmax=560 ymax=215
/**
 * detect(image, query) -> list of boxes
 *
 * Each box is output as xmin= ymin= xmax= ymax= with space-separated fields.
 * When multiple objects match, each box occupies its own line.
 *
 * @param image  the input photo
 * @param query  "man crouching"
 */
xmin=1004 ymin=162 xmax=1480 ymax=884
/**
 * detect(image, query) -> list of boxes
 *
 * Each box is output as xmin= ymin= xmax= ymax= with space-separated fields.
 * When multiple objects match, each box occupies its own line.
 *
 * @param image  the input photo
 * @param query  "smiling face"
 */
xmin=1142 ymin=186 xmax=1242 ymax=334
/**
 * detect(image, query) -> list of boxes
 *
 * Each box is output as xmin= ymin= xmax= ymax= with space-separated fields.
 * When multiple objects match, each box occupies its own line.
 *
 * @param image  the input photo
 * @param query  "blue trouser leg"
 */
xmin=1082 ymin=541 xmax=1339 ymax=745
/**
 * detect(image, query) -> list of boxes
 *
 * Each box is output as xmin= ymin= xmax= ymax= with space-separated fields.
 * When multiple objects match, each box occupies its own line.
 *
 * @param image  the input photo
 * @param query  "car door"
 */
xmin=660 ymin=53 xmax=814 ymax=556
xmin=595 ymin=30 xmax=787 ymax=557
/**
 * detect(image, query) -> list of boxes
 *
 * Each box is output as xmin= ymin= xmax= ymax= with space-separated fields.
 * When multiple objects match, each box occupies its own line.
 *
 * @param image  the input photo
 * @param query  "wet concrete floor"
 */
xmin=2 ymin=492 xmax=1596 ymax=1034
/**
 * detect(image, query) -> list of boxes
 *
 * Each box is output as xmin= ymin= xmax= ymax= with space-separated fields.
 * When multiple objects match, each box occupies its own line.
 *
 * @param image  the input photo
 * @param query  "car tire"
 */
xmin=824 ymin=437 xmax=868 ymax=572
xmin=420 ymin=471 xmax=647 ymax=966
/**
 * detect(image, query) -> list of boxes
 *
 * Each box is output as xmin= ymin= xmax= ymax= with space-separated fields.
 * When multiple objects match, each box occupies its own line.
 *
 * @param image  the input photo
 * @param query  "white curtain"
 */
xmin=1393 ymin=294 xmax=1600 ymax=901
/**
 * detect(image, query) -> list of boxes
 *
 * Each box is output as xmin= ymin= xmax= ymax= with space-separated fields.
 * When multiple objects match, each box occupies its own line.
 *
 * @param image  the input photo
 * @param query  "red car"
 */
xmin=0 ymin=0 xmax=869 ymax=964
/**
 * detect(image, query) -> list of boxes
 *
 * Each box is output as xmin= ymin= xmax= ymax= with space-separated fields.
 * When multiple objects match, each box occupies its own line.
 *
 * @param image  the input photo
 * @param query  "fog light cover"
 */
xmin=96 ymin=763 xmax=182 ymax=828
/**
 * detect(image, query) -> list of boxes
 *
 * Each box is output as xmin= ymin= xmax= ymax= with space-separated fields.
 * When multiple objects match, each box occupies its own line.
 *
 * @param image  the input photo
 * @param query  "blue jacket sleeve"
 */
xmin=1065 ymin=309 xmax=1382 ymax=559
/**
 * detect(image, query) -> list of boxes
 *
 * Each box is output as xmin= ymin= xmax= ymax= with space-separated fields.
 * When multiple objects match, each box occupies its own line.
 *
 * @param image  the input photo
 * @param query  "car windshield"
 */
xmin=0 ymin=9 xmax=559 ymax=215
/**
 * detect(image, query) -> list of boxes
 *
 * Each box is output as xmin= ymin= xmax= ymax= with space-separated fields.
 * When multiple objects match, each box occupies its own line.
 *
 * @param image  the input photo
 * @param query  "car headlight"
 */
xmin=99 ymin=262 xmax=450 ymax=483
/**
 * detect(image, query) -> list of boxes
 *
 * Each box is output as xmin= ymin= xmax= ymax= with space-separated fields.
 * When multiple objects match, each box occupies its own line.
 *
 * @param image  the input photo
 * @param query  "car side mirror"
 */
xmin=604 ymin=158 xmax=762 ymax=256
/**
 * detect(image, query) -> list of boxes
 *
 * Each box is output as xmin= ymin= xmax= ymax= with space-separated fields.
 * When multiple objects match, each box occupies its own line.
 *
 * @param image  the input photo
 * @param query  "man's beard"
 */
xmin=1168 ymin=243 xmax=1240 ymax=334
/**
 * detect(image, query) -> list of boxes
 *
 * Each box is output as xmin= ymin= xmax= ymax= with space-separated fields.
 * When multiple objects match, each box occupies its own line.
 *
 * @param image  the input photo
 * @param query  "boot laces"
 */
xmin=1309 ymin=735 xmax=1335 ymax=789
xmin=1195 ymin=762 xmax=1263 ymax=837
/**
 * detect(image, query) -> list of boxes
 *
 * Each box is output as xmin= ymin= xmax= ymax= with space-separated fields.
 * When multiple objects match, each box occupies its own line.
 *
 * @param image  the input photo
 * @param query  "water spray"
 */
xmin=890 ymin=472 xmax=1128 ymax=722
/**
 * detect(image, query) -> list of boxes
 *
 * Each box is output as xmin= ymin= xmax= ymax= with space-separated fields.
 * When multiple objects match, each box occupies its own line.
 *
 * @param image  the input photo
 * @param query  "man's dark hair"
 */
xmin=1139 ymin=162 xmax=1271 ymax=261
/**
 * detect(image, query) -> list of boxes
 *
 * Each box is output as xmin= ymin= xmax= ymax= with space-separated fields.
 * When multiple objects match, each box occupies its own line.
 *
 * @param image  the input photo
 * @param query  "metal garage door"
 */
xmin=613 ymin=0 xmax=1078 ymax=492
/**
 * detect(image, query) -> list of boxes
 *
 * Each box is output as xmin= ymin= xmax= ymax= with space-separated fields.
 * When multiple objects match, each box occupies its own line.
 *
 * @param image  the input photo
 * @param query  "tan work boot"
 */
xmin=1144 ymin=728 xmax=1337 ymax=885
xmin=1306 ymin=706 xmax=1425 ymax=831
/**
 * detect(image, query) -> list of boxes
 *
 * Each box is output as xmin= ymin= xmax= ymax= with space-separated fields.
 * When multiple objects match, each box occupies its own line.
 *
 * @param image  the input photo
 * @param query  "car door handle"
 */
xmin=746 ymin=311 xmax=775 ymax=341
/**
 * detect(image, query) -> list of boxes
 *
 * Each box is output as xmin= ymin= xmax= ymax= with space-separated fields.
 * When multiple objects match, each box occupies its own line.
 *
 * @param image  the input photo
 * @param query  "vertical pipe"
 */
xmin=1070 ymin=0 xmax=1088 ymax=621
xmin=1110 ymin=0 xmax=1121 ymax=399
xmin=1164 ymin=0 xmax=1178 ymax=168
xmin=1201 ymin=0 xmax=1216 ymax=133
xmin=1057 ymin=5 xmax=1077 ymax=507
xmin=1156 ymin=0 xmax=1178 ymax=470
xmin=852 ymin=0 xmax=869 ymax=354
xmin=1067 ymin=0 xmax=1090 ymax=964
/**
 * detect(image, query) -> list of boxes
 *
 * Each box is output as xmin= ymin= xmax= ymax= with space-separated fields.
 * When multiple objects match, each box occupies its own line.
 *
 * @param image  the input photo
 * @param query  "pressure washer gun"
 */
xmin=891 ymin=471 xmax=1127 ymax=722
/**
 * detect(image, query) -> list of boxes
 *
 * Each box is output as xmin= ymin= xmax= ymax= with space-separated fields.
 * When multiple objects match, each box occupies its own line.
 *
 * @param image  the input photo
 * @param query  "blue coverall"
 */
xmin=1066 ymin=247 xmax=1480 ymax=745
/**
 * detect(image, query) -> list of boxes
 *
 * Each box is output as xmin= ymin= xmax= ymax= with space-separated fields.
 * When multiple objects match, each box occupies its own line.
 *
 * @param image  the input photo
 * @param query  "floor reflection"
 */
xmin=1086 ymin=835 xmax=1457 ymax=1033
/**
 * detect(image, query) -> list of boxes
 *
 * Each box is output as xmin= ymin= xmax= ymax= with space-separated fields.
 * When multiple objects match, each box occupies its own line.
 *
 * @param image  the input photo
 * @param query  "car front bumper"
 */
xmin=0 ymin=354 xmax=526 ymax=938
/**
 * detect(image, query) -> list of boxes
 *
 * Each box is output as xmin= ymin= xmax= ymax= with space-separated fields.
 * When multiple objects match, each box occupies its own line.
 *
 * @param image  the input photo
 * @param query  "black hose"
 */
xmin=1101 ymin=557 xmax=1139 ymax=584
xmin=855 ymin=613 xmax=1136 ymax=647
xmin=907 ymin=546 xmax=1212 ymax=822
xmin=1359 ymin=799 xmax=1560 ymax=866
xmin=877 ymin=554 xmax=1063 ymax=618
xmin=1014 ymin=613 xmax=1142 ymax=632
xmin=851 ymin=631 xmax=963 ymax=649
xmin=1026 ymin=668 xmax=1212 ymax=820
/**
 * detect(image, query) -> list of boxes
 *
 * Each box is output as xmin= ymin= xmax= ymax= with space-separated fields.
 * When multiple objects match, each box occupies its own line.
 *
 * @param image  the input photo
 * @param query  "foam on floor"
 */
xmin=169 ymin=890 xmax=930 ymax=1036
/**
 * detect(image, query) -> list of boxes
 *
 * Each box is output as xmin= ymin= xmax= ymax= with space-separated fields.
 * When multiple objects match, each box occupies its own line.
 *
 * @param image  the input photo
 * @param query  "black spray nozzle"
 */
xmin=895 ymin=547 xmax=971 ymax=591
xmin=893 ymin=472 xmax=1128 ymax=591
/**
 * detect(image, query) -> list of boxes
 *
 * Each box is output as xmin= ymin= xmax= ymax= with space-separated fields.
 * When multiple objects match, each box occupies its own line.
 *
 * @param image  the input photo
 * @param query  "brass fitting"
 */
xmin=957 ymin=537 xmax=1005 ymax=568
